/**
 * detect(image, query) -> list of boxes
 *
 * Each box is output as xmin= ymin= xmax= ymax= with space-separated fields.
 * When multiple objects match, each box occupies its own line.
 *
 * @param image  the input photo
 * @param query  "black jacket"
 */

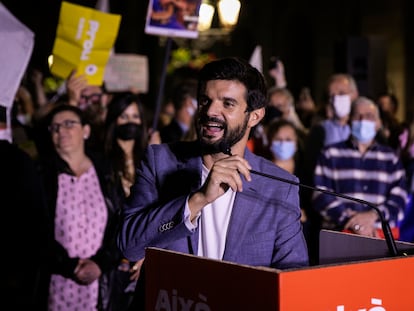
xmin=39 ymin=150 xmax=122 ymax=291
xmin=0 ymin=140 xmax=49 ymax=309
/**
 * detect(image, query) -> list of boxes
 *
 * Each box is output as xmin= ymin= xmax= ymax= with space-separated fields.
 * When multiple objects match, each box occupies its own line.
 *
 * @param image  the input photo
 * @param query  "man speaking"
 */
xmin=117 ymin=57 xmax=309 ymax=272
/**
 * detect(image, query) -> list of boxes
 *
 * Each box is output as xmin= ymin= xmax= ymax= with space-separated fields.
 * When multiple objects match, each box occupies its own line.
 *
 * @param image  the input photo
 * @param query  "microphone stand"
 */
xmin=249 ymin=169 xmax=399 ymax=257
xmin=219 ymin=142 xmax=398 ymax=257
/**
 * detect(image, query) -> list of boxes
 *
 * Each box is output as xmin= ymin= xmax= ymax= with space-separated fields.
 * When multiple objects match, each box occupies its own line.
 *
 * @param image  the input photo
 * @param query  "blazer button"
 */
xmin=159 ymin=221 xmax=175 ymax=232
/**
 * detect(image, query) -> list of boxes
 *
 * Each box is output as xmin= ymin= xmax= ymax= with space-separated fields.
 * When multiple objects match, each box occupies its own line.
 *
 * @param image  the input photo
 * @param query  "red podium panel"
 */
xmin=144 ymin=231 xmax=414 ymax=311
xmin=145 ymin=248 xmax=280 ymax=310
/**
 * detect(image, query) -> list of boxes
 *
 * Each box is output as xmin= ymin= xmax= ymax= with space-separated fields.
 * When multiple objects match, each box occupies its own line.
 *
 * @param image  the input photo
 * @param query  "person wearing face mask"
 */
xmin=302 ymin=73 xmax=359 ymax=263
xmin=306 ymin=73 xmax=359 ymax=153
xmin=266 ymin=118 xmax=308 ymax=222
xmin=312 ymin=96 xmax=407 ymax=242
xmin=102 ymin=92 xmax=160 ymax=310
xmin=160 ymin=79 xmax=198 ymax=143
xmin=266 ymin=119 xmax=301 ymax=173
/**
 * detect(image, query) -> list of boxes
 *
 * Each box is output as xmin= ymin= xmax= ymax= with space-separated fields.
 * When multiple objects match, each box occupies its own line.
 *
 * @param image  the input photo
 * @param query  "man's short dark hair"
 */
xmin=197 ymin=57 xmax=267 ymax=111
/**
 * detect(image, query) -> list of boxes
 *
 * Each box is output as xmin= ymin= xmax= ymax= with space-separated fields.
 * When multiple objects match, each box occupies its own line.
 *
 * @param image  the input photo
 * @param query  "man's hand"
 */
xmin=129 ymin=258 xmax=145 ymax=281
xmin=189 ymin=155 xmax=251 ymax=220
xmin=268 ymin=59 xmax=286 ymax=88
xmin=344 ymin=209 xmax=378 ymax=237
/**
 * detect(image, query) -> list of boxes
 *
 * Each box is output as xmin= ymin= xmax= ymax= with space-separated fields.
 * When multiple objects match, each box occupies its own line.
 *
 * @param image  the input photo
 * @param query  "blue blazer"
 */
xmin=118 ymin=141 xmax=309 ymax=269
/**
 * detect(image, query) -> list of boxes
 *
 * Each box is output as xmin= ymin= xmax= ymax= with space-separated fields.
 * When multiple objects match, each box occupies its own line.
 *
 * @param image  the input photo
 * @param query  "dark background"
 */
xmin=2 ymin=0 xmax=414 ymax=121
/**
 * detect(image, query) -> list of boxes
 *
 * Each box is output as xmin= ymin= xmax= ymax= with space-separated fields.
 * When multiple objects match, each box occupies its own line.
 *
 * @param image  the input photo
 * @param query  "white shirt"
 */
xmin=185 ymin=165 xmax=236 ymax=260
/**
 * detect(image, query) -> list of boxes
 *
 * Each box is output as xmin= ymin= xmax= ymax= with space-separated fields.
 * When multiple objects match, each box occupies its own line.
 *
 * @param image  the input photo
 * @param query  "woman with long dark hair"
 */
xmin=103 ymin=92 xmax=160 ymax=310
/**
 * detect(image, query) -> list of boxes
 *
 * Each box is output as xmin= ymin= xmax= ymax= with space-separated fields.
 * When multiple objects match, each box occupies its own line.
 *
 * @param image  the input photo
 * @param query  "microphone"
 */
xmin=219 ymin=142 xmax=399 ymax=257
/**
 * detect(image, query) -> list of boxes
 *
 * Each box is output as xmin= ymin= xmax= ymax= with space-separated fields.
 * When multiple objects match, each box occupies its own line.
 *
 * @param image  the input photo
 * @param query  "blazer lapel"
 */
xmin=176 ymin=152 xmax=202 ymax=255
xmin=222 ymin=149 xmax=263 ymax=261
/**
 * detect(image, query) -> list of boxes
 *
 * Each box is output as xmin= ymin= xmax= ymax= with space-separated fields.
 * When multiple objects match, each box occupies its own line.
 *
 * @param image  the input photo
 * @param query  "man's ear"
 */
xmin=82 ymin=124 xmax=91 ymax=140
xmin=248 ymin=107 xmax=265 ymax=127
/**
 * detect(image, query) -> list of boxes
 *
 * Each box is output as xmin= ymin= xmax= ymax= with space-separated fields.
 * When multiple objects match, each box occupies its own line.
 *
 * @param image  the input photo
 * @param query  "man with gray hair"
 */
xmin=312 ymin=96 xmax=407 ymax=239
xmin=302 ymin=73 xmax=360 ymax=264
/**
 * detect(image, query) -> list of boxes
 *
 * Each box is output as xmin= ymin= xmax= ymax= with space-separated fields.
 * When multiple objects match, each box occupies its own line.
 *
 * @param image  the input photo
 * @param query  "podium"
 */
xmin=143 ymin=230 xmax=414 ymax=310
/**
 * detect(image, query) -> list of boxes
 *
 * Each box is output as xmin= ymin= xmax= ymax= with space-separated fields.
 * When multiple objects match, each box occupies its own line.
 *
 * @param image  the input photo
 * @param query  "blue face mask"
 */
xmin=351 ymin=120 xmax=377 ymax=143
xmin=270 ymin=140 xmax=296 ymax=160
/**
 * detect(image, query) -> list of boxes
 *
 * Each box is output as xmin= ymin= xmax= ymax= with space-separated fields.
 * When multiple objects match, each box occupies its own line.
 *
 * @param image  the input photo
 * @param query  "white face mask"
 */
xmin=351 ymin=120 xmax=377 ymax=143
xmin=270 ymin=140 xmax=296 ymax=160
xmin=332 ymin=95 xmax=351 ymax=118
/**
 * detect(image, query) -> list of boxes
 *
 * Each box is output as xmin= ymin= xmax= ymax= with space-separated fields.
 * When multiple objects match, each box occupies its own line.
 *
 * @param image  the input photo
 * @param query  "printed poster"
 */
xmin=145 ymin=0 xmax=202 ymax=39
xmin=51 ymin=1 xmax=121 ymax=85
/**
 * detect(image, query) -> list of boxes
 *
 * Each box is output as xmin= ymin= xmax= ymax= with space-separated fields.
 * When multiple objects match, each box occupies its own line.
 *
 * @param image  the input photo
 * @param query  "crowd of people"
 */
xmin=3 ymin=55 xmax=414 ymax=309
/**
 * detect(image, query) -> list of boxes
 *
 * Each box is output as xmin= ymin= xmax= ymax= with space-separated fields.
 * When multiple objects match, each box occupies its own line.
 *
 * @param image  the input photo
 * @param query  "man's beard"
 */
xmin=196 ymin=113 xmax=250 ymax=155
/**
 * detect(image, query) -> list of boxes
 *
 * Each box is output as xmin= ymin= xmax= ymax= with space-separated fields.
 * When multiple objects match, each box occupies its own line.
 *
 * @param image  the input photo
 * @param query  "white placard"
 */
xmin=104 ymin=54 xmax=149 ymax=93
xmin=0 ymin=3 xmax=34 ymax=108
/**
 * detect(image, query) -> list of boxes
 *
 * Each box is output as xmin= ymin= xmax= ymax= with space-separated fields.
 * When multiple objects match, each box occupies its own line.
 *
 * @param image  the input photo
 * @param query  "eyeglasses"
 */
xmin=48 ymin=120 xmax=82 ymax=133
xmin=80 ymin=93 xmax=103 ymax=105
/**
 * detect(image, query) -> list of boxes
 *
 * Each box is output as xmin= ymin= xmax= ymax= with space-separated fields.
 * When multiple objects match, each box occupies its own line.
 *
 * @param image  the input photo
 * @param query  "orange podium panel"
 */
xmin=279 ymin=256 xmax=414 ymax=310
xmin=143 ymin=230 xmax=414 ymax=311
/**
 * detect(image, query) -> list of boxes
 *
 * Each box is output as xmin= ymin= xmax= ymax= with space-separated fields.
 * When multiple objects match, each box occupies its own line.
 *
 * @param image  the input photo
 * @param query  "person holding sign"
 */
xmin=65 ymin=69 xmax=111 ymax=153
xmin=51 ymin=2 xmax=121 ymax=86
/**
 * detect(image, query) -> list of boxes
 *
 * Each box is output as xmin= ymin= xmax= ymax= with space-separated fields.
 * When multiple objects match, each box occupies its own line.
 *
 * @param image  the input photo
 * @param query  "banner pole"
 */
xmin=152 ymin=36 xmax=173 ymax=131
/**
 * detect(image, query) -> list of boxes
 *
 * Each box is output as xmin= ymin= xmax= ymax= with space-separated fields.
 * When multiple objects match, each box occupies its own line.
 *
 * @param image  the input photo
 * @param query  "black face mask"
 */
xmin=115 ymin=123 xmax=142 ymax=141
xmin=263 ymin=106 xmax=282 ymax=124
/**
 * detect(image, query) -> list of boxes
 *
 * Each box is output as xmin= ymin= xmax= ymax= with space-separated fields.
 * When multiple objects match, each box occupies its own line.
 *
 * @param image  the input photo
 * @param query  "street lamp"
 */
xmin=170 ymin=0 xmax=241 ymax=53
xmin=198 ymin=2 xmax=215 ymax=31
xmin=217 ymin=0 xmax=241 ymax=29
xmin=197 ymin=0 xmax=241 ymax=32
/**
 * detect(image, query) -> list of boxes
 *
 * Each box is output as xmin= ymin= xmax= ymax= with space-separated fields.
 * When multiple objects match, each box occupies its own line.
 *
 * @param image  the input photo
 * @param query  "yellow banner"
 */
xmin=50 ymin=2 xmax=121 ymax=85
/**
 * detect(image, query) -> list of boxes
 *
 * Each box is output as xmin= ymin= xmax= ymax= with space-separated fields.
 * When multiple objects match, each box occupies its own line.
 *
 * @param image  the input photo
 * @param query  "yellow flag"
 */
xmin=51 ymin=1 xmax=121 ymax=85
